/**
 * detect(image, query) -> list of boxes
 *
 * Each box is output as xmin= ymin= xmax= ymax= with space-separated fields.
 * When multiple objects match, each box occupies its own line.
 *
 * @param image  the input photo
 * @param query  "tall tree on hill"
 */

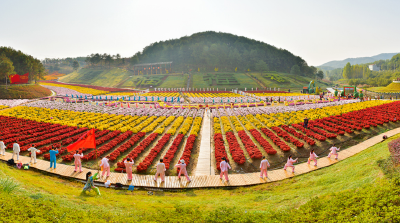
xmin=72 ymin=61 xmax=80 ymax=71
xmin=105 ymin=54 xmax=113 ymax=69
xmin=290 ymin=65 xmax=301 ymax=75
xmin=343 ymin=62 xmax=351 ymax=79
xmin=255 ymin=60 xmax=269 ymax=74
xmin=0 ymin=53 xmax=15 ymax=85
xmin=316 ymin=70 xmax=324 ymax=79
xmin=363 ymin=65 xmax=371 ymax=79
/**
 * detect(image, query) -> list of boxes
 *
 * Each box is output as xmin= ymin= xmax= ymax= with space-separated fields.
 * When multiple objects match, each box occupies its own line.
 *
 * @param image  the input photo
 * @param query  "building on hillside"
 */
xmin=369 ymin=64 xmax=380 ymax=71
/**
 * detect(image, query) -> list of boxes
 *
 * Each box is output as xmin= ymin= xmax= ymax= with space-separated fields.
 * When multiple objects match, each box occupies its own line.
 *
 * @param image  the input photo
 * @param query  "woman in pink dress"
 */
xmin=283 ymin=155 xmax=298 ymax=173
xmin=307 ymin=149 xmax=318 ymax=166
xmin=124 ymin=158 xmax=134 ymax=181
xmin=175 ymin=159 xmax=191 ymax=182
xmin=73 ymin=150 xmax=84 ymax=172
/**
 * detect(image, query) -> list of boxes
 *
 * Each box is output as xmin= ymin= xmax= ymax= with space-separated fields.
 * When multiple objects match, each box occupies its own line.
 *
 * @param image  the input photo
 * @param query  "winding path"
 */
xmin=1 ymin=127 xmax=399 ymax=189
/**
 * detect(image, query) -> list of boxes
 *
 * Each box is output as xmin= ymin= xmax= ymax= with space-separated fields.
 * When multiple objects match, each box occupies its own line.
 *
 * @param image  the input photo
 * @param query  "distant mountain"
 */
xmin=318 ymin=53 xmax=399 ymax=69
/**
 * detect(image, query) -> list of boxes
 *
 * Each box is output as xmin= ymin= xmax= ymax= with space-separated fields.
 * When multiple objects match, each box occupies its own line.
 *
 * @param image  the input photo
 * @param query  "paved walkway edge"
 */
xmin=1 ymin=127 xmax=399 ymax=189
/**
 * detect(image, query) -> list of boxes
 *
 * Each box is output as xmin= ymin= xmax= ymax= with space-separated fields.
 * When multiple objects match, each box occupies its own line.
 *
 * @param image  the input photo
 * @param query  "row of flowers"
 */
xmin=40 ymin=82 xmax=109 ymax=95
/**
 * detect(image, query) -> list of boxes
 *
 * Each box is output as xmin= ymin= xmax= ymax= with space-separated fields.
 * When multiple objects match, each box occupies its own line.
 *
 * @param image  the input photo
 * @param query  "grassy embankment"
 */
xmin=0 ymin=84 xmax=51 ymax=99
xmin=1 ymin=134 xmax=400 ymax=222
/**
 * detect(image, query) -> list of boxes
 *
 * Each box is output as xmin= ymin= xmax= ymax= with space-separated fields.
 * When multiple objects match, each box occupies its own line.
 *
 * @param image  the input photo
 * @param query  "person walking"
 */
xmin=307 ymin=149 xmax=318 ymax=166
xmin=0 ymin=139 xmax=5 ymax=156
xmin=100 ymin=156 xmax=110 ymax=178
xmin=83 ymin=171 xmax=100 ymax=196
xmin=73 ymin=150 xmax=84 ymax=172
xmin=328 ymin=144 xmax=340 ymax=159
xmin=304 ymin=117 xmax=309 ymax=129
xmin=27 ymin=144 xmax=39 ymax=164
xmin=124 ymin=158 xmax=134 ymax=181
xmin=154 ymin=159 xmax=166 ymax=182
xmin=49 ymin=146 xmax=59 ymax=169
xmin=284 ymin=155 xmax=298 ymax=173
xmin=260 ymin=156 xmax=270 ymax=178
xmin=12 ymin=141 xmax=20 ymax=161
xmin=219 ymin=157 xmax=231 ymax=181
xmin=175 ymin=159 xmax=191 ymax=182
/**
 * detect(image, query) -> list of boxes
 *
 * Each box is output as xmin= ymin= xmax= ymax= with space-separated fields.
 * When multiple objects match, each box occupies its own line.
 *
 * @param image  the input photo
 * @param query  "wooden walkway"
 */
xmin=1 ymin=128 xmax=399 ymax=189
xmin=195 ymin=109 xmax=212 ymax=176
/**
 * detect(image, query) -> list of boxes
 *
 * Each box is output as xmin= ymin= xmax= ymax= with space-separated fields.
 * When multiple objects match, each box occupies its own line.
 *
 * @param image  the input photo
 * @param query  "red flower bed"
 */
xmin=292 ymin=124 xmax=326 ymax=141
xmin=117 ymin=132 xmax=159 ymax=168
xmin=308 ymin=125 xmax=337 ymax=139
xmin=249 ymin=129 xmax=277 ymax=154
xmin=271 ymin=126 xmax=304 ymax=148
xmin=237 ymin=130 xmax=263 ymax=158
xmin=108 ymin=132 xmax=146 ymax=162
xmin=281 ymin=125 xmax=315 ymax=146
xmin=214 ymin=133 xmax=229 ymax=170
xmin=81 ymin=131 xmax=132 ymax=161
xmin=309 ymin=121 xmax=345 ymax=135
xmin=163 ymin=134 xmax=184 ymax=170
xmin=225 ymin=132 xmax=245 ymax=164
xmin=179 ymin=134 xmax=197 ymax=167
xmin=137 ymin=134 xmax=171 ymax=171
xmin=260 ymin=128 xmax=291 ymax=152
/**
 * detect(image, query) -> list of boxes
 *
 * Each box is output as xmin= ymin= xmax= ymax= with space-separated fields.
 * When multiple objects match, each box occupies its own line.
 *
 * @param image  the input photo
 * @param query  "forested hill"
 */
xmin=319 ymin=52 xmax=399 ymax=69
xmin=126 ymin=31 xmax=313 ymax=74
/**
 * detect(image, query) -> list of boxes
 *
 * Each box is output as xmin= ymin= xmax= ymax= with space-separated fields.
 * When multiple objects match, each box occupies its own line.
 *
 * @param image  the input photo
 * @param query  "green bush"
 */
xmin=0 ymin=177 xmax=19 ymax=194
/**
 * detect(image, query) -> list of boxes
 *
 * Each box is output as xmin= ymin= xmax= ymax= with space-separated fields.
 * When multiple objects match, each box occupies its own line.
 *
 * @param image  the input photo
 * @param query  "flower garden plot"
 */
xmin=133 ymin=75 xmax=166 ymax=87
xmin=40 ymin=81 xmax=131 ymax=92
xmin=263 ymin=73 xmax=289 ymax=83
xmin=40 ymin=82 xmax=109 ymax=95
xmin=202 ymin=73 xmax=239 ymax=86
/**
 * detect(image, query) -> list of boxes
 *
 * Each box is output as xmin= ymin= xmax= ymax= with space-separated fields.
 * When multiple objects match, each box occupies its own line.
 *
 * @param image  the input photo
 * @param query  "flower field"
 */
xmin=1 ymin=93 xmax=400 ymax=176
xmin=40 ymin=82 xmax=109 ymax=95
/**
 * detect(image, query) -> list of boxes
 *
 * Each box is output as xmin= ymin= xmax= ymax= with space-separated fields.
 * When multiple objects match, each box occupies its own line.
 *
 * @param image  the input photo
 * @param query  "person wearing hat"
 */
xmin=12 ymin=140 xmax=20 ymax=161
xmin=27 ymin=144 xmax=39 ymax=164
xmin=175 ymin=159 xmax=191 ymax=182
xmin=124 ymin=158 xmax=134 ymax=181
xmin=154 ymin=159 xmax=166 ymax=182
xmin=0 ymin=139 xmax=5 ymax=156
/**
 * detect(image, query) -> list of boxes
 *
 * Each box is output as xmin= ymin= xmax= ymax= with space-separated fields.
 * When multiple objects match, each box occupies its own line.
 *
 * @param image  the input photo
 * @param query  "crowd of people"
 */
xmin=0 ymin=138 xmax=341 ymax=195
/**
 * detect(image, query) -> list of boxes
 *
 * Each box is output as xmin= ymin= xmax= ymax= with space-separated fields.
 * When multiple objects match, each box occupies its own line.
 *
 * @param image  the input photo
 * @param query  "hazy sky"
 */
xmin=1 ymin=0 xmax=399 ymax=66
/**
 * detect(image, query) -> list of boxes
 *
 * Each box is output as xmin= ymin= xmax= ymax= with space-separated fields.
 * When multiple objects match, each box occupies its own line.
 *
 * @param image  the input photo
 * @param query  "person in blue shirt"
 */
xmin=49 ymin=146 xmax=59 ymax=169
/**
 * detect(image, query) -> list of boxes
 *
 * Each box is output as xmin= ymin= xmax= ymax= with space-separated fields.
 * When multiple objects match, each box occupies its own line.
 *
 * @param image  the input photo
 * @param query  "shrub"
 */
xmin=0 ymin=177 xmax=19 ymax=194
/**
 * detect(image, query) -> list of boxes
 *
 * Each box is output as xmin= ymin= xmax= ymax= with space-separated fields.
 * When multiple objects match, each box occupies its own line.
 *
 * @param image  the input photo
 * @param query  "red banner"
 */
xmin=9 ymin=73 xmax=29 ymax=84
xmin=67 ymin=129 xmax=96 ymax=152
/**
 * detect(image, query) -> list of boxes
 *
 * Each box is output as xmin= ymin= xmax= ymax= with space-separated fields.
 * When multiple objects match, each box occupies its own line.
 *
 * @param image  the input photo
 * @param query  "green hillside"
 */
xmin=1 ymin=133 xmax=399 ymax=222
xmin=59 ymin=68 xmax=331 ymax=91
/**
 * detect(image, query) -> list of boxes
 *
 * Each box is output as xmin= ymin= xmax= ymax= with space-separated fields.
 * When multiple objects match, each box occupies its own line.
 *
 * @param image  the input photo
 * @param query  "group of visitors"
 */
xmin=0 ymin=138 xmax=341 ymax=195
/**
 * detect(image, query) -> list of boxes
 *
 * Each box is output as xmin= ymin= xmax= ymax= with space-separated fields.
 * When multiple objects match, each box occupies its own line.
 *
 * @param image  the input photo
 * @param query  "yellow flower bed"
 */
xmin=154 ymin=116 xmax=176 ymax=134
xmin=0 ymin=105 xmax=9 ymax=110
xmin=253 ymin=93 xmax=307 ymax=97
xmin=141 ymin=92 xmax=181 ymax=97
xmin=221 ymin=116 xmax=233 ymax=133
xmin=213 ymin=117 xmax=221 ymax=134
xmin=105 ymin=92 xmax=139 ymax=96
xmin=179 ymin=117 xmax=193 ymax=135
xmin=166 ymin=116 xmax=184 ymax=135
xmin=40 ymin=83 xmax=108 ymax=95
xmin=184 ymin=93 xmax=243 ymax=98
xmin=142 ymin=116 xmax=166 ymax=133
xmin=190 ymin=117 xmax=202 ymax=136
xmin=230 ymin=116 xmax=244 ymax=132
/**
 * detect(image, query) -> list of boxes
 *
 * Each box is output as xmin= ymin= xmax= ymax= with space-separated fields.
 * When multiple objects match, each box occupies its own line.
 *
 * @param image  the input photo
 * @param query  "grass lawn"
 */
xmin=251 ymin=71 xmax=332 ymax=92
xmin=59 ymin=68 xmax=133 ymax=88
xmin=0 ymin=84 xmax=51 ymax=99
xmin=159 ymin=74 xmax=188 ymax=88
xmin=0 ymin=133 xmax=398 ymax=222
xmin=192 ymin=72 xmax=260 ymax=90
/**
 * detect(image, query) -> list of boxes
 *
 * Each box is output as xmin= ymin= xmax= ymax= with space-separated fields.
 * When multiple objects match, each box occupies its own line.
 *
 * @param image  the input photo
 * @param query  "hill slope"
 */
xmin=319 ymin=52 xmax=399 ymax=69
xmin=0 ymin=133 xmax=399 ymax=222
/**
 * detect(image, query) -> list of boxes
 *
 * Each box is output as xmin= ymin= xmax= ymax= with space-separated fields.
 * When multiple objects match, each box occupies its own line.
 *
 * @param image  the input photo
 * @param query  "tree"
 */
xmin=290 ymin=65 xmax=301 ymax=75
xmin=105 ymin=54 xmax=113 ymax=68
xmin=343 ymin=62 xmax=351 ymax=79
xmin=255 ymin=60 xmax=269 ymax=74
xmin=316 ymin=70 xmax=324 ymax=79
xmin=72 ymin=60 xmax=79 ymax=71
xmin=0 ymin=53 xmax=15 ymax=84
xmin=363 ymin=65 xmax=371 ymax=79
